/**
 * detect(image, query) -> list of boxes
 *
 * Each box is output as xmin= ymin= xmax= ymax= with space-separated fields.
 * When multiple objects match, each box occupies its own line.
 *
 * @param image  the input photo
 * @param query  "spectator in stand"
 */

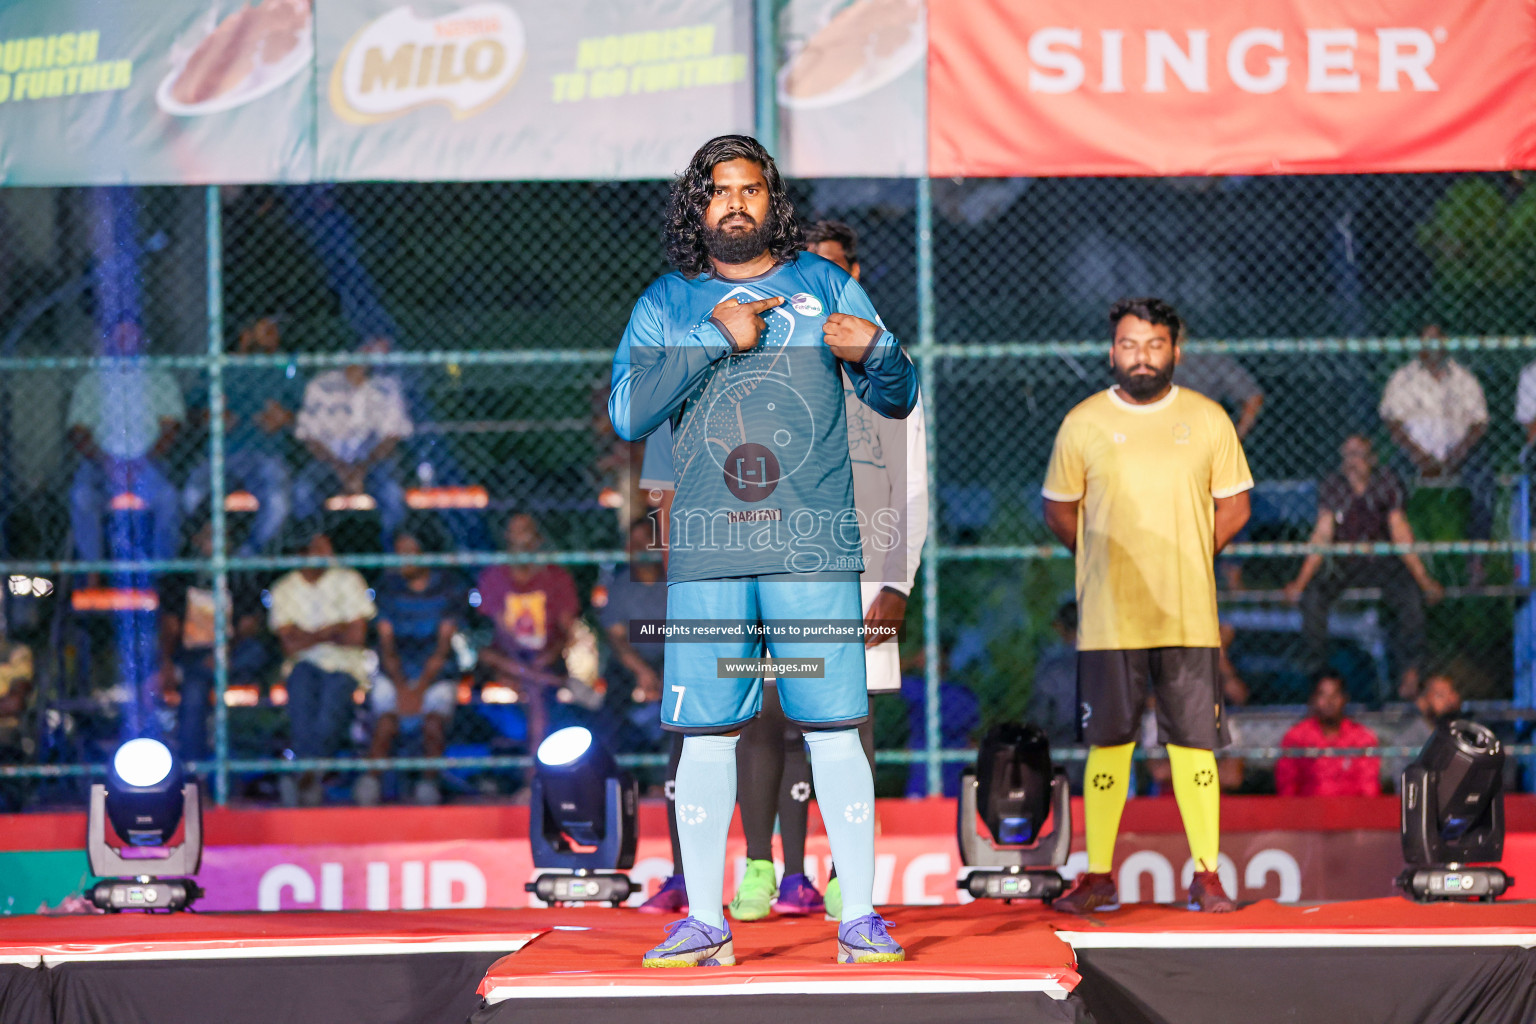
xmin=0 ymin=622 xmax=33 ymax=812
xmin=155 ymin=521 xmax=272 ymax=762
xmin=1275 ymin=672 xmax=1381 ymax=797
xmin=1379 ymin=323 xmax=1492 ymax=580
xmin=1027 ymin=601 xmax=1087 ymax=789
xmin=293 ymin=336 xmax=413 ymax=545
xmin=1177 ymin=343 xmax=1264 ymax=590
xmin=900 ymin=649 xmax=980 ymax=797
xmin=268 ymin=523 xmax=376 ymax=806
xmin=1389 ymin=673 xmax=1465 ymax=790
xmin=67 ymin=320 xmax=185 ymax=566
xmin=1284 ymin=435 xmax=1443 ymax=700
xmin=1176 ymin=351 xmax=1264 ymax=442
xmin=1516 ymin=357 xmax=1536 ymax=448
xmin=476 ymin=514 xmax=579 ymax=755
xmin=355 ymin=525 xmax=464 ymax=807
xmin=1402 ymin=673 xmax=1465 ymax=749
xmin=601 ymin=516 xmax=668 ymax=719
xmin=183 ymin=316 xmax=298 ymax=557
xmin=1027 ymin=601 xmax=1079 ymax=754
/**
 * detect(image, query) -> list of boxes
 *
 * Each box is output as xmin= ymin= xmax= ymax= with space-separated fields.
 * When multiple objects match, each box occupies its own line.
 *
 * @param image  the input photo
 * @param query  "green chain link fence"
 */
xmin=0 ymin=172 xmax=1533 ymax=809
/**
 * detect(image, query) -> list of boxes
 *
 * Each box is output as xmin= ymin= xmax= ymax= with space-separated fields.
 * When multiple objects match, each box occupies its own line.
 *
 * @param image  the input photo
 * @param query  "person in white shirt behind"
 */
xmin=268 ymin=523 xmax=377 ymax=807
xmin=1379 ymin=322 xmax=1492 ymax=579
xmin=726 ymin=220 xmax=931 ymax=923
xmin=1513 ymin=357 xmax=1536 ymax=450
xmin=292 ymin=336 xmax=414 ymax=546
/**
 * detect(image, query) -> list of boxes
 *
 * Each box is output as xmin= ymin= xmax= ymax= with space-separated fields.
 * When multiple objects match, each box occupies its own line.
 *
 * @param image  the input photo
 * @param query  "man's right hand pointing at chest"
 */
xmin=711 ymin=295 xmax=784 ymax=352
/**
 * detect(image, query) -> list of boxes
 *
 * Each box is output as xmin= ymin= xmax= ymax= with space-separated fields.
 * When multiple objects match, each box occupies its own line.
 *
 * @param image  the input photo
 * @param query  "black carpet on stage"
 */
xmin=8 ymin=951 xmax=504 ymax=1024
xmin=1075 ymin=946 xmax=1536 ymax=1024
xmin=469 ymin=992 xmax=1095 ymax=1024
xmin=0 ymin=963 xmax=52 ymax=1024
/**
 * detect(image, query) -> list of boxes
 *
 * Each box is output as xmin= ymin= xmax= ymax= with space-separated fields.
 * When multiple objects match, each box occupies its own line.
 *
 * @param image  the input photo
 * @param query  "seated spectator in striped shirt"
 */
xmin=1275 ymin=672 xmax=1381 ymax=797
xmin=292 ymin=336 xmax=413 ymax=545
xmin=355 ymin=526 xmax=465 ymax=807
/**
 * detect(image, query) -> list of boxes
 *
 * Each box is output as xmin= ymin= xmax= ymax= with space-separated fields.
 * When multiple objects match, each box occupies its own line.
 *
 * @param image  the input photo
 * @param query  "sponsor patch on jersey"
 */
xmin=789 ymin=292 xmax=823 ymax=317
xmin=728 ymin=508 xmax=782 ymax=523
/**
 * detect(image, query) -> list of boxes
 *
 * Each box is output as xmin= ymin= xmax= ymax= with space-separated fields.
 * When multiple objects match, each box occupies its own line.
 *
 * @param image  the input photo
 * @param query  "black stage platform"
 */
xmin=1 ymin=899 xmax=1533 ymax=1023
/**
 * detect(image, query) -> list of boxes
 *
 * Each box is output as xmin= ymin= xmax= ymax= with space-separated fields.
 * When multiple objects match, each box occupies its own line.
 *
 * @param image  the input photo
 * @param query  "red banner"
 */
xmin=929 ymin=0 xmax=1536 ymax=177
xmin=8 ymin=797 xmax=1536 ymax=912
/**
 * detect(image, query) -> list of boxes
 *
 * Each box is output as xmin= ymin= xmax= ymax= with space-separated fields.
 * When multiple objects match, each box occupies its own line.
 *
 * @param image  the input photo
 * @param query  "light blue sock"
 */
xmin=804 ymin=729 xmax=876 ymax=923
xmin=674 ymin=733 xmax=739 ymax=931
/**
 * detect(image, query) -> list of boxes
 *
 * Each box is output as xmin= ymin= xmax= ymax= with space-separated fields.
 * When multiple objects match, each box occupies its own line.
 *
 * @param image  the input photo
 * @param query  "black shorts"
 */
xmin=1076 ymin=647 xmax=1227 ymax=750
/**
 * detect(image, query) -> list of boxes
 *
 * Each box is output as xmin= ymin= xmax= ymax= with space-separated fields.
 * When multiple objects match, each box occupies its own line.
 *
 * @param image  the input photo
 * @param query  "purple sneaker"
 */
xmin=837 ymin=913 xmax=904 ymax=964
xmin=638 ymin=874 xmax=689 ymax=915
xmin=642 ymin=916 xmax=735 ymax=968
xmin=771 ymin=873 xmax=825 ymax=916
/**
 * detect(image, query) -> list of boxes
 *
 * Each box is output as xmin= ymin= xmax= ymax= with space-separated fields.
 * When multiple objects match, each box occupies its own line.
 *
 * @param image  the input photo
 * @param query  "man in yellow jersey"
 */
xmin=1042 ymin=297 xmax=1252 ymax=914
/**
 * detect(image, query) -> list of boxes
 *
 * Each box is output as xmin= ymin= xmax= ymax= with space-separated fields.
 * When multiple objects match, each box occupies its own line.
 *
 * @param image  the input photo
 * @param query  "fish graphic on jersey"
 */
xmin=677 ymin=287 xmax=817 ymax=503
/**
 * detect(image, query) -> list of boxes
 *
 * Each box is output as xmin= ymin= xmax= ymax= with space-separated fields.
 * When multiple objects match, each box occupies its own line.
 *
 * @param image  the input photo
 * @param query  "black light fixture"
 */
xmin=524 ymin=726 xmax=637 ymax=906
xmin=1398 ymin=719 xmax=1512 ymax=902
xmin=87 ymin=738 xmax=203 ymax=911
xmin=957 ymin=723 xmax=1070 ymax=902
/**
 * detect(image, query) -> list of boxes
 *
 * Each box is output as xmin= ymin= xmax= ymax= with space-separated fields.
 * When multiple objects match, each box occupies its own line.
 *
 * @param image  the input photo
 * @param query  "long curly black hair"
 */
xmin=664 ymin=135 xmax=803 ymax=278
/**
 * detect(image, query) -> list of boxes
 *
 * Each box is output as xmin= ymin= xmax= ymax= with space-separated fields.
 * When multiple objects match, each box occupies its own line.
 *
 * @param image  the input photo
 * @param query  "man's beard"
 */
xmin=703 ymin=214 xmax=771 ymax=265
xmin=1113 ymin=361 xmax=1175 ymax=401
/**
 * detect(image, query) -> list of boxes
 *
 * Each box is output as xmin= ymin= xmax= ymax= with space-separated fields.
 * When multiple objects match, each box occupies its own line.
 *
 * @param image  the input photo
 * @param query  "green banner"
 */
xmin=0 ymin=850 xmax=98 ymax=916
xmin=0 ymin=0 xmax=753 ymax=185
xmin=0 ymin=0 xmax=314 ymax=185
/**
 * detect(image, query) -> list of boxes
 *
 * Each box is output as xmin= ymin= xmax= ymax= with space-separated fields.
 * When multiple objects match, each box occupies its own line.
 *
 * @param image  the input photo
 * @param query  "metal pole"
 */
xmin=205 ymin=185 xmax=230 ymax=805
xmin=754 ymin=0 xmax=777 ymax=153
xmin=916 ymin=177 xmax=940 ymax=795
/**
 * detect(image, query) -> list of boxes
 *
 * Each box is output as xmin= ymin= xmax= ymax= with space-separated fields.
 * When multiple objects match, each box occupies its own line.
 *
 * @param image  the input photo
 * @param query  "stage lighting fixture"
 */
xmin=957 ymin=723 xmax=1070 ymax=902
xmin=87 ymin=738 xmax=204 ymax=912
xmin=524 ymin=726 xmax=638 ymax=906
xmin=1398 ymin=719 xmax=1511 ymax=902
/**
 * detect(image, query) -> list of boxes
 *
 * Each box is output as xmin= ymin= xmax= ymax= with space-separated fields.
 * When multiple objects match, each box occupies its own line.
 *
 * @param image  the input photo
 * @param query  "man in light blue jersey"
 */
xmin=609 ymin=135 xmax=916 ymax=967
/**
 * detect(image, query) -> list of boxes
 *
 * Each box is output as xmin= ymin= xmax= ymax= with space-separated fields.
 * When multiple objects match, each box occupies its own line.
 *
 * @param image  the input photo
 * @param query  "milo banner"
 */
xmin=317 ymin=0 xmax=752 ymax=180
xmin=0 ymin=0 xmax=315 ymax=185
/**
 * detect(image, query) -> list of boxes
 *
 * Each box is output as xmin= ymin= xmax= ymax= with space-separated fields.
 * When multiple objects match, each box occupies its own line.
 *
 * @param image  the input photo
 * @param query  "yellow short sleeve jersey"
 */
xmin=1042 ymin=386 xmax=1253 ymax=651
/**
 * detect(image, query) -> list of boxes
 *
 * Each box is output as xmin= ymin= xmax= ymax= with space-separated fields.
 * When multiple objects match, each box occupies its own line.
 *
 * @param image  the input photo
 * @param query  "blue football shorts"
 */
xmin=661 ymin=572 xmax=868 ymax=734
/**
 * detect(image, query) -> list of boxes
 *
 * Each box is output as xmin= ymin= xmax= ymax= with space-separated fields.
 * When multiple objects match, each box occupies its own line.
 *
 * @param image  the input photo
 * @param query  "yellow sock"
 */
xmin=1167 ymin=744 xmax=1221 ymax=872
xmin=1083 ymin=743 xmax=1134 ymax=874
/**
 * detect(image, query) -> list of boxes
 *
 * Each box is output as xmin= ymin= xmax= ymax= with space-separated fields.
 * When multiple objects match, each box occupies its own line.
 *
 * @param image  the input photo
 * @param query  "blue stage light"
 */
xmin=113 ymin=738 xmax=174 ymax=788
xmin=89 ymin=738 xmax=204 ymax=911
xmin=526 ymin=726 xmax=637 ymax=903
xmin=537 ymin=727 xmax=594 ymax=768
xmin=1399 ymin=720 xmax=1510 ymax=901
xmin=106 ymin=738 xmax=184 ymax=847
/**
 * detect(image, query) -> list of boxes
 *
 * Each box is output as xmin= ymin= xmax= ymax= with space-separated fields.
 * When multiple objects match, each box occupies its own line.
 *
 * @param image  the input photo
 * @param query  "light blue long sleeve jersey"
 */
xmin=609 ymin=251 xmax=918 ymax=584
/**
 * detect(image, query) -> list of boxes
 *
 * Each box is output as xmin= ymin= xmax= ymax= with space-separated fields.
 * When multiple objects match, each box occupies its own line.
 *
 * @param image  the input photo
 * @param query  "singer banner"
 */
xmin=929 ymin=0 xmax=1536 ymax=177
